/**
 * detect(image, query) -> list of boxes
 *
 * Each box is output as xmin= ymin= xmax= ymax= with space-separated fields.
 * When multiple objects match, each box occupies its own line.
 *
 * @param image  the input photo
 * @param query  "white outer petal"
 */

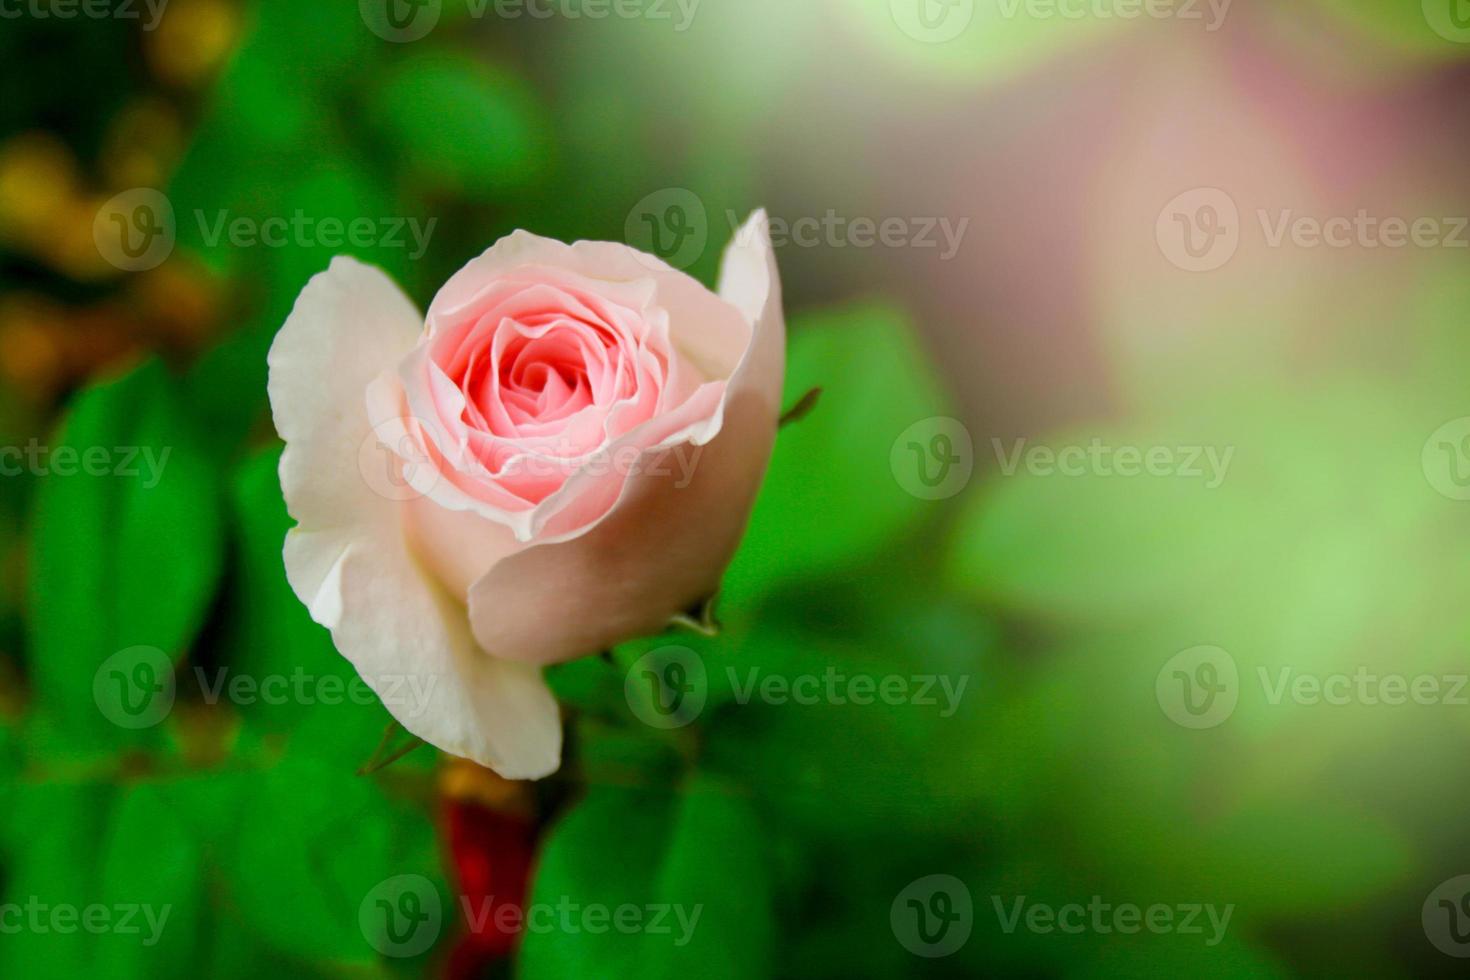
xmin=267 ymin=256 xmax=562 ymax=778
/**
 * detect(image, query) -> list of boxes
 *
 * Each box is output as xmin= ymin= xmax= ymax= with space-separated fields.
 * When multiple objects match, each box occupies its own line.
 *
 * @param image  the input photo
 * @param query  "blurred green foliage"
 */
xmin=1 ymin=0 xmax=1469 ymax=978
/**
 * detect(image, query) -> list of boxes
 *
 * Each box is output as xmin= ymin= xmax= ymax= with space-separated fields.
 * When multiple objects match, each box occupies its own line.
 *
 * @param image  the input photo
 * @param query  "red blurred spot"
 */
xmin=443 ymin=797 xmax=536 ymax=979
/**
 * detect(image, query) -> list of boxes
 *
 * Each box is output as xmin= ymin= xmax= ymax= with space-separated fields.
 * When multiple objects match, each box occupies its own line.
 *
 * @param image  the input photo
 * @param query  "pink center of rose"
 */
xmin=411 ymin=273 xmax=699 ymax=509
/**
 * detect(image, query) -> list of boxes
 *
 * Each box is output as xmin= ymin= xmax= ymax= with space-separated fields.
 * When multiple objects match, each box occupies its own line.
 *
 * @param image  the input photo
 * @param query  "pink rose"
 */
xmin=267 ymin=213 xmax=784 ymax=778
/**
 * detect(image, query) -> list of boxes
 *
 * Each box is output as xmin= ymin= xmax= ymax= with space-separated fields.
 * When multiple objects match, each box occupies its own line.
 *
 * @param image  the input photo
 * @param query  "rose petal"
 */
xmin=268 ymin=257 xmax=562 ymax=777
xmin=465 ymin=212 xmax=785 ymax=664
xmin=269 ymin=257 xmax=420 ymax=536
xmin=389 ymin=233 xmax=749 ymax=543
xmin=312 ymin=534 xmax=560 ymax=779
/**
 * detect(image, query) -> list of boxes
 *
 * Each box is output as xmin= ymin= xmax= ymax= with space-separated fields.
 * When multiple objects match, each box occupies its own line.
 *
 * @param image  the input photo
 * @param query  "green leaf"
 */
xmin=193 ymin=1 xmax=375 ymax=154
xmin=94 ymin=785 xmax=203 ymax=980
xmin=226 ymin=756 xmax=440 ymax=965
xmin=181 ymin=316 xmax=274 ymax=466
xmin=0 ymin=722 xmax=17 ymax=832
xmin=152 ymin=771 xmax=255 ymax=860
xmin=369 ymin=51 xmax=548 ymax=201
xmin=722 ymin=302 xmax=949 ymax=610
xmin=701 ymin=625 xmax=985 ymax=841
xmin=518 ymin=777 xmax=772 ymax=979
xmin=112 ymin=395 xmax=224 ymax=653
xmin=643 ymin=781 xmax=773 ymax=979
xmin=265 ymin=162 xmax=407 ymax=315
xmin=946 ymin=430 xmax=1245 ymax=622
xmin=27 ymin=359 xmax=225 ymax=753
xmin=196 ymin=917 xmax=305 ymax=980
xmin=0 ymin=782 xmax=114 ymax=976
xmin=215 ymin=448 xmax=342 ymax=730
xmin=517 ymin=785 xmax=678 ymax=979
xmin=1066 ymin=930 xmax=1289 ymax=980
xmin=213 ymin=447 xmax=404 ymax=770
xmin=545 ymin=655 xmax=627 ymax=716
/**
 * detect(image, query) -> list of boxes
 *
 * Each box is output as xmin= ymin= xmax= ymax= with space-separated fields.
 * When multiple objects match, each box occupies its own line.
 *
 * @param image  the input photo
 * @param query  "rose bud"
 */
xmin=267 ymin=213 xmax=785 ymax=778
